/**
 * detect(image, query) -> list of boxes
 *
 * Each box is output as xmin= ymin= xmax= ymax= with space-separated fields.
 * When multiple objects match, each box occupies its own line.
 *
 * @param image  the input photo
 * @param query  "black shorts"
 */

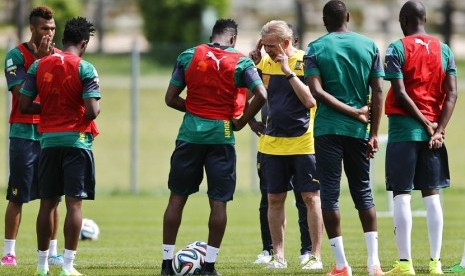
xmin=39 ymin=147 xmax=96 ymax=200
xmin=260 ymin=153 xmax=319 ymax=194
xmin=168 ymin=141 xmax=236 ymax=202
xmin=386 ymin=141 xmax=450 ymax=191
xmin=6 ymin=138 xmax=40 ymax=203
xmin=315 ymin=135 xmax=374 ymax=211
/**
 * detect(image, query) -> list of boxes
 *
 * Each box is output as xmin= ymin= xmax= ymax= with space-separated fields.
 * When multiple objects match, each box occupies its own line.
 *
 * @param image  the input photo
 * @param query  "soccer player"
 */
xmin=2 ymin=6 xmax=63 ymax=267
xmin=248 ymin=23 xmax=315 ymax=267
xmin=247 ymin=20 xmax=323 ymax=270
xmin=19 ymin=17 xmax=100 ymax=276
xmin=304 ymin=1 xmax=384 ymax=275
xmin=383 ymin=1 xmax=457 ymax=274
xmin=160 ymin=19 xmax=266 ymax=276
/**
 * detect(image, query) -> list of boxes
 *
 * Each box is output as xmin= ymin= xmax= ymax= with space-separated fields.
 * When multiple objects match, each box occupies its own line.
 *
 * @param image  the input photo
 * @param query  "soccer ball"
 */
xmin=185 ymin=241 xmax=207 ymax=256
xmin=80 ymin=218 xmax=100 ymax=241
xmin=172 ymin=245 xmax=206 ymax=275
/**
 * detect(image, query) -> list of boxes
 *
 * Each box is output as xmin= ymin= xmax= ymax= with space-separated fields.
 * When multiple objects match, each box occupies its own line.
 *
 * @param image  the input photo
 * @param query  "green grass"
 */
xmin=0 ymin=189 xmax=464 ymax=275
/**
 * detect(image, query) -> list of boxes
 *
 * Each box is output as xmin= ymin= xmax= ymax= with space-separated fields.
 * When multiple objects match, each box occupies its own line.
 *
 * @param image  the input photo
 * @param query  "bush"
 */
xmin=138 ymin=0 xmax=229 ymax=65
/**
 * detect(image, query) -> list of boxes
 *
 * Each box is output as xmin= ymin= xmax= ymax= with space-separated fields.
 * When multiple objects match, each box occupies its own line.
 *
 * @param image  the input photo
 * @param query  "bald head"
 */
xmin=400 ymin=1 xmax=426 ymax=21
xmin=399 ymin=0 xmax=427 ymax=36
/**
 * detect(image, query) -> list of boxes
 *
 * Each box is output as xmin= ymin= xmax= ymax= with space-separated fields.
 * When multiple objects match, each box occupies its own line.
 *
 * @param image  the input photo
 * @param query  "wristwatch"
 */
xmin=286 ymin=72 xmax=296 ymax=80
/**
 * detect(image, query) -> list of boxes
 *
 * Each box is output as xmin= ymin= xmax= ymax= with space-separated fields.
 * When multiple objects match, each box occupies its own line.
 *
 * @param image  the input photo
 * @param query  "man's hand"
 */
xmin=248 ymin=120 xmax=265 ymax=136
xmin=425 ymin=121 xmax=438 ymax=137
xmin=366 ymin=135 xmax=379 ymax=159
xmin=275 ymin=44 xmax=291 ymax=76
xmin=356 ymin=105 xmax=370 ymax=123
xmin=428 ymin=130 xmax=444 ymax=150
xmin=248 ymin=39 xmax=262 ymax=65
xmin=32 ymin=35 xmax=55 ymax=58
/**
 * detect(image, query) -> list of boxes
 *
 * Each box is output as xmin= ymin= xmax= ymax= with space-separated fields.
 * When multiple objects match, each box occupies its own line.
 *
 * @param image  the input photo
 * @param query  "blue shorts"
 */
xmin=315 ymin=135 xmax=375 ymax=211
xmin=168 ymin=141 xmax=236 ymax=202
xmin=260 ymin=153 xmax=319 ymax=194
xmin=6 ymin=138 xmax=40 ymax=203
xmin=386 ymin=141 xmax=450 ymax=191
xmin=39 ymin=147 xmax=96 ymax=200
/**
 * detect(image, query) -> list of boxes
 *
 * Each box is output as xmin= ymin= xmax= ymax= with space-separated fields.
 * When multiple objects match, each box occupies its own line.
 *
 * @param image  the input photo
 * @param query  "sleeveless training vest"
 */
xmin=36 ymin=52 xmax=97 ymax=135
xmin=385 ymin=35 xmax=446 ymax=122
xmin=184 ymin=44 xmax=246 ymax=120
xmin=9 ymin=43 xmax=40 ymax=124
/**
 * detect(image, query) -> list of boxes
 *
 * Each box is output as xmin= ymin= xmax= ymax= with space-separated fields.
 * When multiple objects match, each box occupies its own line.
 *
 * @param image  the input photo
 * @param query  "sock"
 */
xmin=329 ymin=236 xmax=348 ymax=270
xmin=364 ymin=231 xmax=380 ymax=268
xmin=37 ymin=249 xmax=49 ymax=271
xmin=4 ymin=239 xmax=16 ymax=256
xmin=162 ymin=244 xmax=175 ymax=260
xmin=205 ymin=245 xmax=220 ymax=263
xmin=393 ymin=194 xmax=412 ymax=260
xmin=423 ymin=195 xmax=443 ymax=260
xmin=49 ymin=239 xmax=58 ymax=256
xmin=62 ymin=249 xmax=76 ymax=272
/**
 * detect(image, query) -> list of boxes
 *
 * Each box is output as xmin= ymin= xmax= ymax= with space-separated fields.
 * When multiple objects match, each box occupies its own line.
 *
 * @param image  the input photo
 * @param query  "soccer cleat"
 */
xmin=37 ymin=268 xmax=50 ymax=276
xmin=385 ymin=260 xmax=415 ymax=275
xmin=253 ymin=250 xmax=272 ymax=264
xmin=200 ymin=265 xmax=221 ymax=275
xmin=299 ymin=252 xmax=311 ymax=265
xmin=302 ymin=254 xmax=323 ymax=270
xmin=48 ymin=254 xmax=64 ymax=266
xmin=367 ymin=264 xmax=385 ymax=276
xmin=326 ymin=265 xmax=352 ymax=276
xmin=200 ymin=269 xmax=221 ymax=275
xmin=1 ymin=254 xmax=17 ymax=266
xmin=59 ymin=267 xmax=83 ymax=276
xmin=429 ymin=259 xmax=443 ymax=274
xmin=265 ymin=255 xmax=287 ymax=269
xmin=443 ymin=263 xmax=465 ymax=273
xmin=161 ymin=259 xmax=174 ymax=275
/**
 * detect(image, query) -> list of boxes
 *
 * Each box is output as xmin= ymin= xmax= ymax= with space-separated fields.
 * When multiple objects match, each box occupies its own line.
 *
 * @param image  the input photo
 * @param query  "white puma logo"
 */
xmin=206 ymin=51 xmax=226 ymax=70
xmin=414 ymin=38 xmax=431 ymax=54
xmin=52 ymin=53 xmax=65 ymax=64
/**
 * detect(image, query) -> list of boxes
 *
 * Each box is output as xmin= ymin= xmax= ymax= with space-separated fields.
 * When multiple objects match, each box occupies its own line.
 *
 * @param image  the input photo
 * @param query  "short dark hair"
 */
xmin=212 ymin=19 xmax=238 ymax=37
xmin=62 ymin=17 xmax=95 ymax=45
xmin=323 ymin=0 xmax=347 ymax=27
xmin=29 ymin=6 xmax=54 ymax=26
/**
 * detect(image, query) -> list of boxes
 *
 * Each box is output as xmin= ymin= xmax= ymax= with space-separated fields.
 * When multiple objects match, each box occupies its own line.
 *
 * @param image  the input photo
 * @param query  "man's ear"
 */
xmin=346 ymin=12 xmax=350 ymax=23
xmin=230 ymin=35 xmax=237 ymax=46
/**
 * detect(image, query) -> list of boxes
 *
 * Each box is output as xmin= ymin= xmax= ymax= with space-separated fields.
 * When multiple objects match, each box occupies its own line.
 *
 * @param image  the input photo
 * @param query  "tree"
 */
xmin=138 ymin=0 xmax=229 ymax=64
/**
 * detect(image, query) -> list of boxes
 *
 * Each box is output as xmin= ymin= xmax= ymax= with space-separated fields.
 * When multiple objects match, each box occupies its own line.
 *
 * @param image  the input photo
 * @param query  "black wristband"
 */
xmin=286 ymin=72 xmax=296 ymax=80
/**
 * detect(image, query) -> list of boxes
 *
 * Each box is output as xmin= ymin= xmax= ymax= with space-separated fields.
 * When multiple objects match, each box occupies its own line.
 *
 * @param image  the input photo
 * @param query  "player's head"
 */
xmin=62 ymin=17 xmax=95 ymax=57
xmin=399 ymin=0 xmax=426 ymax=36
xmin=210 ymin=19 xmax=238 ymax=47
xmin=29 ymin=6 xmax=55 ymax=45
xmin=287 ymin=23 xmax=299 ymax=47
xmin=260 ymin=20 xmax=293 ymax=59
xmin=323 ymin=0 xmax=349 ymax=31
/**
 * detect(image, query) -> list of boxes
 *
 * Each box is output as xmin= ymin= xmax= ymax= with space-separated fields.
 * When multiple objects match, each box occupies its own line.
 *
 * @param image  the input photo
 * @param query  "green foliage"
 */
xmin=138 ymin=0 xmax=229 ymax=64
xmin=33 ymin=0 xmax=82 ymax=48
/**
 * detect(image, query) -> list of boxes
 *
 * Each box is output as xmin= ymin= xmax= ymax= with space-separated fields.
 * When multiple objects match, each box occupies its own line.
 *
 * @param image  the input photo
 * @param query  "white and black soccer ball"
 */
xmin=80 ymin=218 xmax=100 ymax=241
xmin=185 ymin=241 xmax=207 ymax=257
xmin=172 ymin=247 xmax=205 ymax=275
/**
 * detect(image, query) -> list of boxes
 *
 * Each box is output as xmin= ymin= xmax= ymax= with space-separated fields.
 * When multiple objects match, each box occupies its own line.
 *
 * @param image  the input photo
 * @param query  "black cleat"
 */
xmin=161 ymin=259 xmax=174 ymax=275
xmin=200 ymin=263 xmax=221 ymax=275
